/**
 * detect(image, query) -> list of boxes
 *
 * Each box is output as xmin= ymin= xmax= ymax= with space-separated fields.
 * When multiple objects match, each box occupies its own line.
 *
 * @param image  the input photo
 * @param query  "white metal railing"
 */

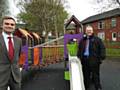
xmin=29 ymin=36 xmax=64 ymax=49
xmin=69 ymin=55 xmax=85 ymax=90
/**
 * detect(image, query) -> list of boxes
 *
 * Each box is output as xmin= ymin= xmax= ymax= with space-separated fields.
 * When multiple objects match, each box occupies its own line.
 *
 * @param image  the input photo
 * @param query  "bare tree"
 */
xmin=91 ymin=0 xmax=120 ymax=12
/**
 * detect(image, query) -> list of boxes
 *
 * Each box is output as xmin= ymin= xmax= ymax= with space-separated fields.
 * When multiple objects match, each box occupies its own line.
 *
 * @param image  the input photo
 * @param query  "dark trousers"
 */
xmin=81 ymin=57 xmax=101 ymax=90
xmin=0 ymin=74 xmax=21 ymax=90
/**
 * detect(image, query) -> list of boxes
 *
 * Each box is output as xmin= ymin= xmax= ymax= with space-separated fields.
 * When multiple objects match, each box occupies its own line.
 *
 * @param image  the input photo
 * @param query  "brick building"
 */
xmin=81 ymin=8 xmax=120 ymax=42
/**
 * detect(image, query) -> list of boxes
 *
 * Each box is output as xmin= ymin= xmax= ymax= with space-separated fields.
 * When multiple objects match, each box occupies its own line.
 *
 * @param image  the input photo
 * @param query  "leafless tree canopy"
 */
xmin=91 ymin=0 xmax=120 ymax=12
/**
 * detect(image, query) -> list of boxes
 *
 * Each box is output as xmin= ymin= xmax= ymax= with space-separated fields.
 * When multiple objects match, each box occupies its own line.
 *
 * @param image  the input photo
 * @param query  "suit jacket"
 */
xmin=0 ymin=34 xmax=22 ymax=87
xmin=77 ymin=35 xmax=106 ymax=64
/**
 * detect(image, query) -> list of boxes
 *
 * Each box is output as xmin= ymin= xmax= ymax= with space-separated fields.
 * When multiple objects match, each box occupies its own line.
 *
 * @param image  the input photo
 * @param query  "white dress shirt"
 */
xmin=2 ymin=32 xmax=14 ymax=51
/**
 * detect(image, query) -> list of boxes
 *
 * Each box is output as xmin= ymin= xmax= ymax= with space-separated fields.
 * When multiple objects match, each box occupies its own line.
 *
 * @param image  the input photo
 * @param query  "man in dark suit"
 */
xmin=0 ymin=16 xmax=22 ymax=90
xmin=77 ymin=25 xmax=106 ymax=90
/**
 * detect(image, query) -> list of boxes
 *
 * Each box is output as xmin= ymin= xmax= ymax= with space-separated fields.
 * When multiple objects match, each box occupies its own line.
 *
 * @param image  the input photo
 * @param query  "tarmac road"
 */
xmin=22 ymin=58 xmax=120 ymax=90
xmin=21 ymin=62 xmax=70 ymax=90
xmin=100 ymin=59 xmax=120 ymax=90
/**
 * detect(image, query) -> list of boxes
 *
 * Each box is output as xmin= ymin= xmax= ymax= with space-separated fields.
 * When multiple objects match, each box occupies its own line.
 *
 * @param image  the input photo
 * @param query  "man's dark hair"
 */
xmin=2 ymin=16 xmax=16 ymax=24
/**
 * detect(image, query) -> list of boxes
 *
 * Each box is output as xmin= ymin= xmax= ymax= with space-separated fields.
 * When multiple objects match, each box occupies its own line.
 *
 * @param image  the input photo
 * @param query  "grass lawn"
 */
xmin=106 ymin=48 xmax=120 ymax=57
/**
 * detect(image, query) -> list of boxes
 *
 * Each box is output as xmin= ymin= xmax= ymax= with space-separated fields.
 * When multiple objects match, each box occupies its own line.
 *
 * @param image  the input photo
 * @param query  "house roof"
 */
xmin=81 ymin=8 xmax=120 ymax=24
xmin=65 ymin=15 xmax=82 ymax=28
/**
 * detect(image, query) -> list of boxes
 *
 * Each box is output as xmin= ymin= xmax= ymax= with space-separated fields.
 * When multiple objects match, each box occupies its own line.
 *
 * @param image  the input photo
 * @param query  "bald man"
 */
xmin=77 ymin=25 xmax=106 ymax=90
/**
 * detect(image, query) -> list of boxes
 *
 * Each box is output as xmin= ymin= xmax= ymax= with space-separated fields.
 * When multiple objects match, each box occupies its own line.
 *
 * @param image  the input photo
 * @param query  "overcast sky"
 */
xmin=66 ymin=0 xmax=97 ymax=21
xmin=9 ymin=0 xmax=98 ymax=21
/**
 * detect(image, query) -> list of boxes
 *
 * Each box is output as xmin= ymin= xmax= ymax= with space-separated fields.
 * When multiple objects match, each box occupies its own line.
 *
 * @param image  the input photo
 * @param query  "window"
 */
xmin=113 ymin=33 xmax=116 ymax=38
xmin=112 ymin=32 xmax=117 ymax=41
xmin=98 ymin=32 xmax=105 ymax=40
xmin=111 ymin=18 xmax=116 ymax=27
xmin=98 ymin=21 xmax=104 ymax=29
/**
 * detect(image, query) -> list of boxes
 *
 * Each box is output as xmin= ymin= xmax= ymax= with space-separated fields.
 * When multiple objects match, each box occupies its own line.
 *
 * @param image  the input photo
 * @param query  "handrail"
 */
xmin=29 ymin=36 xmax=64 ymax=49
xmin=69 ymin=55 xmax=85 ymax=90
xmin=29 ymin=45 xmax=64 ymax=49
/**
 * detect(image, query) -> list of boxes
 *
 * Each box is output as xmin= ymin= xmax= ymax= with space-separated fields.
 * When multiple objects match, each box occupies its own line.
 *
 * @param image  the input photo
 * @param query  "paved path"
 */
xmin=100 ymin=59 xmax=120 ymax=90
xmin=88 ymin=59 xmax=120 ymax=90
xmin=21 ymin=62 xmax=70 ymax=90
xmin=22 ymin=59 xmax=120 ymax=90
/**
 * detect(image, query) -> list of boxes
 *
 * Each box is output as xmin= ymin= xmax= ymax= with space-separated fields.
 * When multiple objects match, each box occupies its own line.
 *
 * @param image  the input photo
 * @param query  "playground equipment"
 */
xmin=14 ymin=15 xmax=85 ymax=90
xmin=18 ymin=35 xmax=64 ymax=69
xmin=63 ymin=33 xmax=85 ymax=90
xmin=64 ymin=15 xmax=85 ymax=90
xmin=69 ymin=55 xmax=85 ymax=90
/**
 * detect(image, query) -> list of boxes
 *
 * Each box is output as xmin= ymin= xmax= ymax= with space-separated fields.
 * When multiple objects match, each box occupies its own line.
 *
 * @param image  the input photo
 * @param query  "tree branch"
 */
xmin=116 ymin=0 xmax=120 ymax=6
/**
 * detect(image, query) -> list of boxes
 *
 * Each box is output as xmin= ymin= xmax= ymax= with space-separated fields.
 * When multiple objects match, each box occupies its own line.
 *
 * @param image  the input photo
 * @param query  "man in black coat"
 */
xmin=77 ymin=25 xmax=106 ymax=90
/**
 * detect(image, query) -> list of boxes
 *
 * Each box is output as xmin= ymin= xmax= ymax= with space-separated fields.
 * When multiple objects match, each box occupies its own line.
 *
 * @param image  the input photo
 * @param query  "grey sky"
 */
xmin=9 ymin=0 xmax=98 ymax=21
xmin=67 ymin=0 xmax=97 ymax=21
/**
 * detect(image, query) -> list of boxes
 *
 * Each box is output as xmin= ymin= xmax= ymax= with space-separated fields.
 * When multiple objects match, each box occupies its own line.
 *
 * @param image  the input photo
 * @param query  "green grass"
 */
xmin=104 ymin=41 xmax=120 ymax=46
xmin=27 ymin=47 xmax=120 ymax=62
xmin=106 ymin=48 xmax=120 ymax=57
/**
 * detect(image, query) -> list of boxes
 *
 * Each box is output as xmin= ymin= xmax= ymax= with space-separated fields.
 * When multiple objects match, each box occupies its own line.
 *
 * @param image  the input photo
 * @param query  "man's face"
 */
xmin=2 ymin=19 xmax=16 ymax=34
xmin=85 ymin=27 xmax=93 ymax=36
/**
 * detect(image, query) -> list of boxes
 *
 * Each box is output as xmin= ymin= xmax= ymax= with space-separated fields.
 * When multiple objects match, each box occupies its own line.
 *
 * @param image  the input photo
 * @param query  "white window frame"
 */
xmin=111 ymin=18 xmax=116 ymax=27
xmin=98 ymin=32 xmax=105 ymax=40
xmin=112 ymin=32 xmax=117 ymax=41
xmin=98 ymin=21 xmax=104 ymax=29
